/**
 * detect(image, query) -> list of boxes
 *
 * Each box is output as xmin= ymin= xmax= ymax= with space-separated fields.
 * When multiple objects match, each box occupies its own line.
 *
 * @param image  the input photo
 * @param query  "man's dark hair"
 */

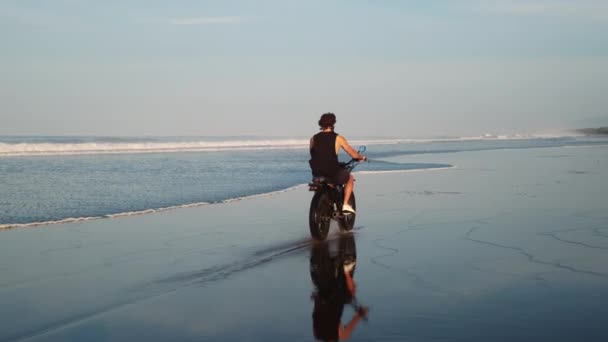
xmin=318 ymin=113 xmax=336 ymax=129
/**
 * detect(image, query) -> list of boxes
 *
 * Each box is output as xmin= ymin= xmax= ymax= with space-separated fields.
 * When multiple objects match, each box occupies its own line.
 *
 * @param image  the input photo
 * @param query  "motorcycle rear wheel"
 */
xmin=309 ymin=191 xmax=332 ymax=240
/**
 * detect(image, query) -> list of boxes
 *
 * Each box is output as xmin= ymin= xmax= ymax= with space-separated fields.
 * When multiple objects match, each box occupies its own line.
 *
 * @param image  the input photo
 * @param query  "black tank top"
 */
xmin=309 ymin=131 xmax=339 ymax=177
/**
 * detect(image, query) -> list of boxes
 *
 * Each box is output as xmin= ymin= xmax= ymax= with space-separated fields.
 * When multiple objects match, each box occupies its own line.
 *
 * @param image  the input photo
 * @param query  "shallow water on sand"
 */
xmin=0 ymin=145 xmax=607 ymax=341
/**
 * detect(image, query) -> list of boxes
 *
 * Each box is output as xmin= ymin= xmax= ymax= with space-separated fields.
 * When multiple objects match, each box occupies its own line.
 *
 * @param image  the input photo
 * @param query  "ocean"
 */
xmin=1 ymin=135 xmax=606 ymax=229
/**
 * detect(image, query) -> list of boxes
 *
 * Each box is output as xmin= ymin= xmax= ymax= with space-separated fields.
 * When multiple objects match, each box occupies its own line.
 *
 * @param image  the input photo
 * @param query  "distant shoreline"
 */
xmin=576 ymin=127 xmax=608 ymax=136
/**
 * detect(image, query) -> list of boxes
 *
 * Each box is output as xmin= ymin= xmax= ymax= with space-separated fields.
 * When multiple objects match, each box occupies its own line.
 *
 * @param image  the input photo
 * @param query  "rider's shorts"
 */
xmin=329 ymin=168 xmax=351 ymax=185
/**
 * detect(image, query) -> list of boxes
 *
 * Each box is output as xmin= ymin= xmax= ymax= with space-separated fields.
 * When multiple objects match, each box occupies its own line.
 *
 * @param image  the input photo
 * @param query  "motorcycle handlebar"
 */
xmin=343 ymin=157 xmax=368 ymax=171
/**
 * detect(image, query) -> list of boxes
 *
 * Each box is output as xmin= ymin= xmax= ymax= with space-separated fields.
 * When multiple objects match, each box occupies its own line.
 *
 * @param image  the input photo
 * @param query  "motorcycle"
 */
xmin=308 ymin=147 xmax=366 ymax=240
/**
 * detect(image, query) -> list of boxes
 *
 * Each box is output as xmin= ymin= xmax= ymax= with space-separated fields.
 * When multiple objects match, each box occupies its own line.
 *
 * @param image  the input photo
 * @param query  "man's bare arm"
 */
xmin=337 ymin=135 xmax=366 ymax=160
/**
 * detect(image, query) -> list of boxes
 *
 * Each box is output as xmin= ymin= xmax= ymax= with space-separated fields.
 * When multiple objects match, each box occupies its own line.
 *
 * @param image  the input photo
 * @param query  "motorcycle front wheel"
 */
xmin=338 ymin=192 xmax=356 ymax=232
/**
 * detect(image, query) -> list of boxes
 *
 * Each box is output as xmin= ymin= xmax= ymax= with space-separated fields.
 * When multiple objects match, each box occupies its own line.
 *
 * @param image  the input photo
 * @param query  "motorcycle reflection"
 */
xmin=310 ymin=233 xmax=369 ymax=341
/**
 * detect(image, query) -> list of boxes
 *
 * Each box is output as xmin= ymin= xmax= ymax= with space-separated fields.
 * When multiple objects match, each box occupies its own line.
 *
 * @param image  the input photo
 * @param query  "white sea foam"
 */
xmin=0 ymin=216 xmax=104 ymax=231
xmin=103 ymin=201 xmax=211 ymax=218
xmin=0 ymin=134 xmax=575 ymax=157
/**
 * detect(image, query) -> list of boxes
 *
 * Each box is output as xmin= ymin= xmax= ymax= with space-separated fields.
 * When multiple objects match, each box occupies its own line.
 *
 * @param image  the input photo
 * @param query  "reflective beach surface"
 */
xmin=1 ymin=144 xmax=607 ymax=341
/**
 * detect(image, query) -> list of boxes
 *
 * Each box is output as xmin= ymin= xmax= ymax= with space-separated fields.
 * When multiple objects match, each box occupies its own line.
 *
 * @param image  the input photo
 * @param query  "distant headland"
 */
xmin=575 ymin=127 xmax=608 ymax=136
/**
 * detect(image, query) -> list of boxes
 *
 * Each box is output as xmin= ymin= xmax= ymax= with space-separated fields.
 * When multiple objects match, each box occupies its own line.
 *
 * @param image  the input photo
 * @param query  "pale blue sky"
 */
xmin=1 ymin=0 xmax=607 ymax=137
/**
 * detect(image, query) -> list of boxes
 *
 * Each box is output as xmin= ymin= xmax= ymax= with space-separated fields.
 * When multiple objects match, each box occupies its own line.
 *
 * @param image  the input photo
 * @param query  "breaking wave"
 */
xmin=0 ymin=134 xmax=574 ymax=157
xmin=0 ymin=139 xmax=310 ymax=157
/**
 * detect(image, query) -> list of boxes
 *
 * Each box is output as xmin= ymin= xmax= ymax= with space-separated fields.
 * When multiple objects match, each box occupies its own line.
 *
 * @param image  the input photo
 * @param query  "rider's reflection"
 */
xmin=310 ymin=234 xmax=369 ymax=341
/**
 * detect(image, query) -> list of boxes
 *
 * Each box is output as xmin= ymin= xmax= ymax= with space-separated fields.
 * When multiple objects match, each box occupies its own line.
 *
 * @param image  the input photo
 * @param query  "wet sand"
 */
xmin=1 ymin=145 xmax=607 ymax=341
